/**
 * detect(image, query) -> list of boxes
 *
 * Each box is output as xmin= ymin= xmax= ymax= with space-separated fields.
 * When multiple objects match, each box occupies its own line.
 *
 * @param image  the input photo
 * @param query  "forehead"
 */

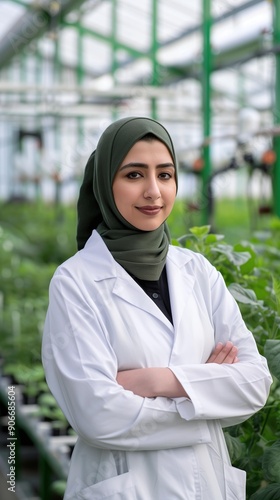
xmin=120 ymin=139 xmax=173 ymax=163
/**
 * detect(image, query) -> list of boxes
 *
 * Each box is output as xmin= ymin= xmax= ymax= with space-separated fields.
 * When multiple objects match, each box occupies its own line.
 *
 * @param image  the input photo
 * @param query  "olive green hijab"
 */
xmin=77 ymin=117 xmax=178 ymax=280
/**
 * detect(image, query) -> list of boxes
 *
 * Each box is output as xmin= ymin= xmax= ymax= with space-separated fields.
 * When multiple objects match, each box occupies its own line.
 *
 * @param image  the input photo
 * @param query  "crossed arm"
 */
xmin=117 ymin=341 xmax=238 ymax=398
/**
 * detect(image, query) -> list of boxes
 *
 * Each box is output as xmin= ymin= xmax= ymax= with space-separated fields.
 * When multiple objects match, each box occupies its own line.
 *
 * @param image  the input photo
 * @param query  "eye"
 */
xmin=126 ymin=171 xmax=142 ymax=179
xmin=159 ymin=172 xmax=173 ymax=180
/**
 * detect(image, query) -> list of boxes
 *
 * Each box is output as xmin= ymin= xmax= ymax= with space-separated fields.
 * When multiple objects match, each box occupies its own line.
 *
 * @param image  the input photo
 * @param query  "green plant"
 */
xmin=36 ymin=393 xmax=68 ymax=427
xmin=175 ymin=225 xmax=280 ymax=499
xmin=1 ymin=202 xmax=279 ymax=499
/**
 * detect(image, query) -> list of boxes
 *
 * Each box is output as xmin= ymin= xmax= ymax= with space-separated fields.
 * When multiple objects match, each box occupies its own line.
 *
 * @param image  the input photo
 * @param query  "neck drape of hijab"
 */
xmin=76 ymin=117 xmax=178 ymax=281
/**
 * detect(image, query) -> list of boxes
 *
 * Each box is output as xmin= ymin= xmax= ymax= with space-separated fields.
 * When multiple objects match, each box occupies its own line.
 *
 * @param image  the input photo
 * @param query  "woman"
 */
xmin=42 ymin=116 xmax=272 ymax=499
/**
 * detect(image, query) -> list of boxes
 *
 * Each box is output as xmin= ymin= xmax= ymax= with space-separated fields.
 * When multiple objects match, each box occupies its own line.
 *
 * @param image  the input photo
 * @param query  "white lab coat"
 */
xmin=42 ymin=230 xmax=272 ymax=500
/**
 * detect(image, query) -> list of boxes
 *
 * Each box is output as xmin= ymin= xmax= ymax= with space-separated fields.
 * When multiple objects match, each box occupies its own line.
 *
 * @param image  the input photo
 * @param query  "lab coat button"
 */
xmin=152 ymin=292 xmax=159 ymax=299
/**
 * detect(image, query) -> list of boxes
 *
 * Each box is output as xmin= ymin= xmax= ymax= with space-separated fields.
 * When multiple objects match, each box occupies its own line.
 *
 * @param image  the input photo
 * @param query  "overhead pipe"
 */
xmin=0 ymin=82 xmax=183 ymax=97
xmin=0 ymin=104 xmax=202 ymax=120
xmin=0 ymin=0 xmax=87 ymax=70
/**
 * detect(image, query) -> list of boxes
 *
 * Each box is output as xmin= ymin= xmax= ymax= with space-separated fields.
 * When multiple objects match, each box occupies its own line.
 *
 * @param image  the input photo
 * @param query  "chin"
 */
xmin=136 ymin=223 xmax=164 ymax=232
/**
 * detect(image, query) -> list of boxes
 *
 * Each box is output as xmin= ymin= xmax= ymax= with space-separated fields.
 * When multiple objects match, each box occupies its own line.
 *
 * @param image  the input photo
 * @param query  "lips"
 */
xmin=136 ymin=206 xmax=162 ymax=215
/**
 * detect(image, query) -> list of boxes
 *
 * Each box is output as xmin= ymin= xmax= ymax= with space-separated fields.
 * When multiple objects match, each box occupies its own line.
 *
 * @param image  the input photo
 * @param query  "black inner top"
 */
xmin=130 ymin=266 xmax=173 ymax=324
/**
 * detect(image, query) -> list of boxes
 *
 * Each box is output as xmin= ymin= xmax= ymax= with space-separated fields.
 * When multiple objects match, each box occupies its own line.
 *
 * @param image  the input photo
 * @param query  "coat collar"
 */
xmin=82 ymin=231 xmax=195 ymax=330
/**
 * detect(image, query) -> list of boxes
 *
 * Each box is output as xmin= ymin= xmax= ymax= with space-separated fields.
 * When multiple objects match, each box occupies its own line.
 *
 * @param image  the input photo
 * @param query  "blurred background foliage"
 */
xmin=0 ymin=198 xmax=280 ymax=499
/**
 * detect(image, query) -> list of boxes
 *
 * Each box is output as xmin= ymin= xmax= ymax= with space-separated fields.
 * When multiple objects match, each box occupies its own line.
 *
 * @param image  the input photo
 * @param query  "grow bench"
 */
xmin=0 ymin=379 xmax=77 ymax=500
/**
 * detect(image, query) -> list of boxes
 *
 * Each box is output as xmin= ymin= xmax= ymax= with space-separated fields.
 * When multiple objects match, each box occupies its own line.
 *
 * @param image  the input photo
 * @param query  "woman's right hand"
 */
xmin=206 ymin=341 xmax=238 ymax=364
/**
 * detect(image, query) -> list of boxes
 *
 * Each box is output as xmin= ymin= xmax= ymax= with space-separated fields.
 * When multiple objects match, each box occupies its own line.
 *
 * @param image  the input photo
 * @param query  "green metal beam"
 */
xmin=0 ymin=0 xmax=88 ymax=69
xmin=273 ymin=0 xmax=280 ymax=217
xmin=165 ymin=34 xmax=276 ymax=82
xmin=150 ymin=0 xmax=159 ymax=119
xmin=111 ymin=0 xmax=118 ymax=120
xmin=2 ymin=0 xmax=272 ymax=89
xmin=201 ymin=0 xmax=212 ymax=226
xmin=77 ymin=16 xmax=85 ymax=195
xmin=111 ymin=0 xmax=118 ymax=75
xmin=53 ymin=34 xmax=61 ymax=83
xmin=63 ymin=20 xmax=145 ymax=59
xmin=77 ymin=16 xmax=84 ymax=85
xmin=214 ymin=36 xmax=272 ymax=70
xmin=66 ymin=0 xmax=267 ymax=83
xmin=160 ymin=0 xmax=265 ymax=50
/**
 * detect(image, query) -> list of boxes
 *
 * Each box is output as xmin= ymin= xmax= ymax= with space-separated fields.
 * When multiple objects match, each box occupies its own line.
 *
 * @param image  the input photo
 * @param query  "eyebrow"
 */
xmin=119 ymin=162 xmax=175 ymax=171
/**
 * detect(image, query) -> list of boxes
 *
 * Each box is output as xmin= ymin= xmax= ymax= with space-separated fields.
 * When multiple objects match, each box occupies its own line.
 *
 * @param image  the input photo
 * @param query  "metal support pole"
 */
xmin=201 ymin=0 xmax=212 ymax=225
xmin=273 ymin=0 xmax=280 ymax=217
xmin=54 ymin=34 xmax=61 ymax=84
xmin=39 ymin=455 xmax=52 ymax=500
xmin=77 ymin=19 xmax=85 ymax=129
xmin=35 ymin=45 xmax=42 ymax=203
xmin=53 ymin=35 xmax=62 ymax=209
xmin=151 ymin=0 xmax=159 ymax=119
xmin=77 ymin=21 xmax=84 ymax=86
xmin=111 ymin=0 xmax=118 ymax=120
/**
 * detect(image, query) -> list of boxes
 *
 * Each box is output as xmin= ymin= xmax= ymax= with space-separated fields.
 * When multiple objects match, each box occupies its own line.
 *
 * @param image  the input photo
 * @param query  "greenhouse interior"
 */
xmin=0 ymin=0 xmax=280 ymax=499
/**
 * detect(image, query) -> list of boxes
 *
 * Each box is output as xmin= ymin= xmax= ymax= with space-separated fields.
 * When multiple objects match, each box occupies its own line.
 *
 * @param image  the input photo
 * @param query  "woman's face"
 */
xmin=112 ymin=139 xmax=176 ymax=231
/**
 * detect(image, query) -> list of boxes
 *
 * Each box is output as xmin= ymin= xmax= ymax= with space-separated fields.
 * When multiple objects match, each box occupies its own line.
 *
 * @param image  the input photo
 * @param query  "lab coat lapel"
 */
xmin=85 ymin=232 xmax=171 ymax=329
xmin=86 ymin=231 xmax=190 ymax=332
xmin=111 ymin=245 xmax=195 ymax=332
xmin=166 ymin=249 xmax=195 ymax=331
xmin=112 ymin=274 xmax=174 ymax=331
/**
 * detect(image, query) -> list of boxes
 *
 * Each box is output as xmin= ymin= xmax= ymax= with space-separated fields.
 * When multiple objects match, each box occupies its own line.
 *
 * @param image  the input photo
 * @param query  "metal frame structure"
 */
xmin=0 ymin=0 xmax=279 ymax=218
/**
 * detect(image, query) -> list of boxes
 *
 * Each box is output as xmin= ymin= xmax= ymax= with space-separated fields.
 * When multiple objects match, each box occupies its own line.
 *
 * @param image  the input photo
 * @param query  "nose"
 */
xmin=144 ymin=175 xmax=161 ymax=200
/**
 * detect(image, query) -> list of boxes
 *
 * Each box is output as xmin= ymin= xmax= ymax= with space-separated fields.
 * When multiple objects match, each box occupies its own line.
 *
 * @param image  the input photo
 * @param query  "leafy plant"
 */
xmin=1 ymin=202 xmax=279 ymax=499
xmin=175 ymin=225 xmax=280 ymax=499
xmin=36 ymin=393 xmax=68 ymax=427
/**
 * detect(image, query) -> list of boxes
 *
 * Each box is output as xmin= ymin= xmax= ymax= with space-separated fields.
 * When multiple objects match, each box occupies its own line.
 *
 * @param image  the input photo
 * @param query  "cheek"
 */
xmin=113 ymin=181 xmax=139 ymax=201
xmin=166 ymin=184 xmax=177 ymax=204
xmin=112 ymin=183 xmax=124 ymax=208
xmin=113 ymin=182 xmax=134 ymax=215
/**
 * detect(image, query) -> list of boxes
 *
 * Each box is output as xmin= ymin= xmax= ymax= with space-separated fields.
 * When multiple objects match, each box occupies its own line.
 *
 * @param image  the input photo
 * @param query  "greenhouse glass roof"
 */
xmin=0 ymin=0 xmax=278 ymax=202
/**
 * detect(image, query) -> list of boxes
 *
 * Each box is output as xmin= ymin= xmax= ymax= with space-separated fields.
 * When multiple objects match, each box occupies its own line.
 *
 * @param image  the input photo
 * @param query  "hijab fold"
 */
xmin=77 ymin=117 xmax=177 ymax=281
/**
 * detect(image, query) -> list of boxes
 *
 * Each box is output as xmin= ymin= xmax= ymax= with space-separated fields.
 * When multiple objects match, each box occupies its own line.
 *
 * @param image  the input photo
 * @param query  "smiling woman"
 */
xmin=42 ymin=116 xmax=272 ymax=500
xmin=112 ymin=137 xmax=177 ymax=231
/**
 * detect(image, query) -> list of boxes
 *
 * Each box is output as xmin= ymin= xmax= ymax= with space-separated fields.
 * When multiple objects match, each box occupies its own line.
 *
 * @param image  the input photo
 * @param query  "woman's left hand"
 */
xmin=206 ymin=341 xmax=238 ymax=364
